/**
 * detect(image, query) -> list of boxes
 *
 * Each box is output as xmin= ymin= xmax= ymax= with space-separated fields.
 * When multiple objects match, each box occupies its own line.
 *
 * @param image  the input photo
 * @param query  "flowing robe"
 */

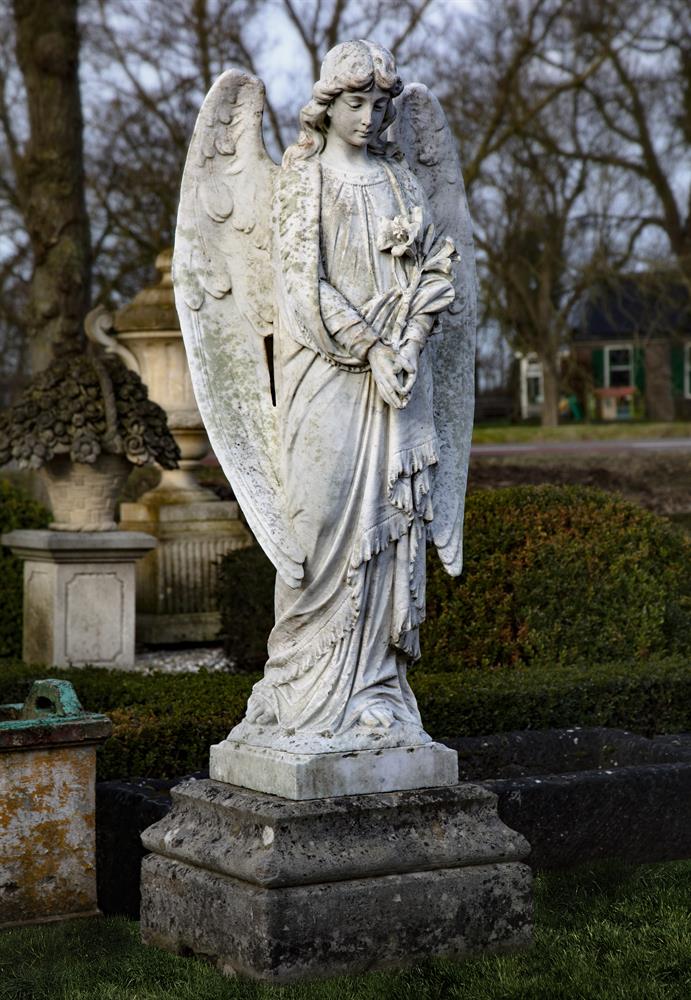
xmin=231 ymin=156 xmax=450 ymax=754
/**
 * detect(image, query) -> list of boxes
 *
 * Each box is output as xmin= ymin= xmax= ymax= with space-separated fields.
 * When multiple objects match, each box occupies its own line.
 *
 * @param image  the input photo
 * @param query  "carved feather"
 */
xmin=174 ymin=69 xmax=305 ymax=586
xmin=391 ymin=84 xmax=477 ymax=578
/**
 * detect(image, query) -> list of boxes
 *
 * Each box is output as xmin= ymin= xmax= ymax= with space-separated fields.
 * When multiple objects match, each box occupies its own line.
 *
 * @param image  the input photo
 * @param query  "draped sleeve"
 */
xmin=275 ymin=160 xmax=371 ymax=370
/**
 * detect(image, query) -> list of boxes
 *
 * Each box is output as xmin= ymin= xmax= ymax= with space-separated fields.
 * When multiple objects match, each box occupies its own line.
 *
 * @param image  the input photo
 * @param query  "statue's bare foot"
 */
xmin=359 ymin=704 xmax=394 ymax=729
xmin=246 ymin=703 xmax=277 ymax=725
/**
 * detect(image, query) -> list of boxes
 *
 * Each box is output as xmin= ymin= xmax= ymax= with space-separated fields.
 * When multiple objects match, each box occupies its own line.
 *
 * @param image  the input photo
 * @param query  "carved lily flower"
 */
xmin=377 ymin=206 xmax=423 ymax=258
xmin=421 ymin=237 xmax=459 ymax=276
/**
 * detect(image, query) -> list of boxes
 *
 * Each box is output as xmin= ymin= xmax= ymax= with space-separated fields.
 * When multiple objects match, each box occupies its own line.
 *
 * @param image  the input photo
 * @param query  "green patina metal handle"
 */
xmin=20 ymin=679 xmax=84 ymax=720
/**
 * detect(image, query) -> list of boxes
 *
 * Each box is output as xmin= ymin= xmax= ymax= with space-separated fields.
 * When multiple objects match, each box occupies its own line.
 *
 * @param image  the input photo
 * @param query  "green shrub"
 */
xmin=217 ymin=544 xmax=275 ymax=669
xmin=423 ymin=485 xmax=691 ymax=670
xmin=0 ymin=661 xmax=256 ymax=780
xmin=413 ymin=658 xmax=691 ymax=738
xmin=97 ymin=684 xmax=254 ymax=779
xmin=2 ymin=657 xmax=689 ymax=780
xmin=215 ymin=486 xmax=691 ymax=673
xmin=0 ymin=478 xmax=50 ymax=657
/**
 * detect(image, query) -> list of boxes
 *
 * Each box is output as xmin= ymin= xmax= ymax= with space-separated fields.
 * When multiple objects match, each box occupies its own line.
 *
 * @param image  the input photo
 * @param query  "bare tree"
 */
xmin=478 ymin=126 xmax=626 ymax=425
xmin=10 ymin=0 xmax=91 ymax=373
xmin=2 ymin=0 xmax=686 ymax=425
xmin=544 ymin=0 xmax=691 ymax=285
xmin=432 ymin=0 xmax=677 ymax=424
xmin=79 ymin=0 xmax=440 ymax=308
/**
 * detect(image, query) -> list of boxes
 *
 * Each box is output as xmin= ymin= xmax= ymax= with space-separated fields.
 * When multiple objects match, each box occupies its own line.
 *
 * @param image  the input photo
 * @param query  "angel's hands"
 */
xmin=396 ymin=340 xmax=422 ymax=397
xmin=369 ymin=342 xmax=410 ymax=409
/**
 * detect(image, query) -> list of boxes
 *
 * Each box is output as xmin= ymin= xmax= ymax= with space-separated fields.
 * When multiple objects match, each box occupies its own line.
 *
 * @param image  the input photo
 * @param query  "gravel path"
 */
xmin=134 ymin=645 xmax=235 ymax=674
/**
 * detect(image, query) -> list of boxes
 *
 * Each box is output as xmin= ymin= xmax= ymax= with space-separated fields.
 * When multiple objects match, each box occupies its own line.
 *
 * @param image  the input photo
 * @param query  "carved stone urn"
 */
xmin=40 ymin=453 xmax=131 ymax=531
xmin=90 ymin=248 xmax=210 ymax=499
xmin=88 ymin=248 xmax=251 ymax=643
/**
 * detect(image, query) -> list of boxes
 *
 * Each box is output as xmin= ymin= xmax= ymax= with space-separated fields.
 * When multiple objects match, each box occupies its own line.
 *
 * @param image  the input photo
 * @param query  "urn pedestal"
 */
xmin=119 ymin=494 xmax=250 ymax=643
xmin=89 ymin=249 xmax=252 ymax=643
xmin=1 ymin=530 xmax=156 ymax=668
xmin=140 ymin=778 xmax=532 ymax=983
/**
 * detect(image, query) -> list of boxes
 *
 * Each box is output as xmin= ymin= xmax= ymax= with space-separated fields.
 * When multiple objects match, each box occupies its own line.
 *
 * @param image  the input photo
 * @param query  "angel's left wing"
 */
xmin=391 ymin=83 xmax=477 ymax=576
xmin=174 ymin=70 xmax=305 ymax=587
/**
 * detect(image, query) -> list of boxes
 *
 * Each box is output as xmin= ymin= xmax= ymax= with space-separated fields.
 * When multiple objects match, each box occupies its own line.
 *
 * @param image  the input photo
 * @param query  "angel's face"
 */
xmin=326 ymin=86 xmax=389 ymax=149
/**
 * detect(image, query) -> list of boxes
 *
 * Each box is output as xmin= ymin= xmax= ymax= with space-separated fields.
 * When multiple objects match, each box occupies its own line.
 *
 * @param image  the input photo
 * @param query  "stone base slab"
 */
xmin=140 ymin=779 xmax=532 ymax=982
xmin=141 ymin=779 xmax=530 ymax=887
xmin=142 ymin=856 xmax=532 ymax=983
xmin=0 ymin=908 xmax=101 ymax=931
xmin=209 ymin=739 xmax=458 ymax=799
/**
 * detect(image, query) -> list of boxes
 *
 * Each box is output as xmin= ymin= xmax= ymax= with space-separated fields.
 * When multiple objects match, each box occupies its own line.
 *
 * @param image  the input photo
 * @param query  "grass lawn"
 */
xmin=472 ymin=421 xmax=691 ymax=445
xmin=1 ymin=861 xmax=689 ymax=1000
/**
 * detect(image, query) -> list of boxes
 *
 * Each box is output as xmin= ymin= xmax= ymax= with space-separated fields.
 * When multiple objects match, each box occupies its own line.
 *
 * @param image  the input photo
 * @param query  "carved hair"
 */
xmin=283 ymin=39 xmax=403 ymax=167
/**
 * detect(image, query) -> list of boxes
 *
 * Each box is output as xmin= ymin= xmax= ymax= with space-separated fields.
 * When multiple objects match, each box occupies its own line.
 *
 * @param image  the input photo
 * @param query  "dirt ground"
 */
xmin=468 ymin=451 xmax=691 ymax=517
xmin=116 ymin=449 xmax=691 ymax=522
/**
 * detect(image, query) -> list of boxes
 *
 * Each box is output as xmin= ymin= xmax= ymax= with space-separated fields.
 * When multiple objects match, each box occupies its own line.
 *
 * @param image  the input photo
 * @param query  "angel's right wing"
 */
xmin=174 ymin=70 xmax=305 ymax=587
xmin=391 ymin=84 xmax=477 ymax=578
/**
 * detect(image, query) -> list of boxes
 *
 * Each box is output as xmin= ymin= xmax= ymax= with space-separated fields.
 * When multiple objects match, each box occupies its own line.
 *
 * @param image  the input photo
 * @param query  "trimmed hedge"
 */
xmin=0 ymin=662 xmax=256 ymax=781
xmin=424 ymin=485 xmax=691 ymax=671
xmin=2 ymin=656 xmax=689 ymax=780
xmin=412 ymin=658 xmax=691 ymax=739
xmin=0 ymin=478 xmax=50 ymax=657
xmin=217 ymin=544 xmax=275 ymax=669
xmin=216 ymin=485 xmax=691 ymax=672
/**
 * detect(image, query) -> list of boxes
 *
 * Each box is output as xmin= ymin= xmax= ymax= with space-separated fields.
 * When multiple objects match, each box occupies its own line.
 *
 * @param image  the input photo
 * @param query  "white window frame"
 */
xmin=525 ymin=362 xmax=544 ymax=406
xmin=604 ymin=345 xmax=633 ymax=389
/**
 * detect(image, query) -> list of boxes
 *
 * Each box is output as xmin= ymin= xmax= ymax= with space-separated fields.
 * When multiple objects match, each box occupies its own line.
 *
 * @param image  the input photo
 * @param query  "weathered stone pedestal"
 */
xmin=0 ymin=679 xmax=111 ymax=927
xmin=140 ymin=778 xmax=532 ymax=983
xmin=119 ymin=492 xmax=251 ymax=643
xmin=1 ymin=530 xmax=156 ymax=668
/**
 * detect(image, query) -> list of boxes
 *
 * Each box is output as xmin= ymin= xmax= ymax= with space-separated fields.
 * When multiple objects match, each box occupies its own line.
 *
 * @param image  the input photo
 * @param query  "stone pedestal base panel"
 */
xmin=1 ymin=680 xmax=111 ymax=928
xmin=1 ymin=530 xmax=156 ymax=668
xmin=210 ymin=739 xmax=459 ymax=799
xmin=0 ymin=746 xmax=100 ymax=927
xmin=119 ymin=496 xmax=251 ymax=643
xmin=140 ymin=779 xmax=532 ymax=983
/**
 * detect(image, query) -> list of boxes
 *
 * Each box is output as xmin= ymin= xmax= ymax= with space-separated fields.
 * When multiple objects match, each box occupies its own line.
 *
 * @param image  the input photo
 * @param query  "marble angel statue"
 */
xmin=173 ymin=40 xmax=476 ymax=755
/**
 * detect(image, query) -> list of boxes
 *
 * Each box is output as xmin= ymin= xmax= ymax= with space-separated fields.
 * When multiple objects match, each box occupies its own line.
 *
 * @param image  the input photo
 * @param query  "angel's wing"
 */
xmin=391 ymin=83 xmax=477 ymax=577
xmin=173 ymin=70 xmax=305 ymax=587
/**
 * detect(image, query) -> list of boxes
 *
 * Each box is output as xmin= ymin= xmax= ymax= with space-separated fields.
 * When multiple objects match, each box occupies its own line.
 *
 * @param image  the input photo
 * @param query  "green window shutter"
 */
xmin=670 ymin=345 xmax=685 ymax=397
xmin=633 ymin=347 xmax=646 ymax=393
xmin=591 ymin=348 xmax=604 ymax=388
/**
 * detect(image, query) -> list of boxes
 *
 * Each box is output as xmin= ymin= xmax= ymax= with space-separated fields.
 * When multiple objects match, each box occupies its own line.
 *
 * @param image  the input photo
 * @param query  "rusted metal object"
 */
xmin=0 ymin=679 xmax=111 ymax=927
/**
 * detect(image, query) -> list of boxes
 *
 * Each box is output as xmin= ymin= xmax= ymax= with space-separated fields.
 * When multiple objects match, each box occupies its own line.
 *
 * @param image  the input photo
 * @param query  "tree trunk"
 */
xmin=541 ymin=357 xmax=560 ymax=427
xmin=13 ymin=0 xmax=91 ymax=373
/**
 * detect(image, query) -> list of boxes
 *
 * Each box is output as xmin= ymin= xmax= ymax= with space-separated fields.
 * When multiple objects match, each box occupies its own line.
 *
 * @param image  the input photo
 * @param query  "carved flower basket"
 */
xmin=0 ymin=349 xmax=180 ymax=531
xmin=40 ymin=453 xmax=131 ymax=532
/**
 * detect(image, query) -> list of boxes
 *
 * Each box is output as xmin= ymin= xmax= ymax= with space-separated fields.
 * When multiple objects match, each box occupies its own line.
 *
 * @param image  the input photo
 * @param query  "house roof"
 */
xmin=573 ymin=275 xmax=691 ymax=342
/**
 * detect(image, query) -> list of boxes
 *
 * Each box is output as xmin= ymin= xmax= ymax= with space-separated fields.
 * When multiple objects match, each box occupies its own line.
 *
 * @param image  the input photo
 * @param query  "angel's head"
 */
xmin=283 ymin=39 xmax=403 ymax=166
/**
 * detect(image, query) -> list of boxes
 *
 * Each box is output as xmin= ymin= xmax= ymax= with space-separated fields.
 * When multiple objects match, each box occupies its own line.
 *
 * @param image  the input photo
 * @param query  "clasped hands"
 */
xmin=368 ymin=339 xmax=421 ymax=410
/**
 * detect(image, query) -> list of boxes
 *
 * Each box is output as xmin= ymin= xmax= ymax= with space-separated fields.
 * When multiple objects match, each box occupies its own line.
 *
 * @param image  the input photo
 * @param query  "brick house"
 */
xmin=571 ymin=277 xmax=691 ymax=421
